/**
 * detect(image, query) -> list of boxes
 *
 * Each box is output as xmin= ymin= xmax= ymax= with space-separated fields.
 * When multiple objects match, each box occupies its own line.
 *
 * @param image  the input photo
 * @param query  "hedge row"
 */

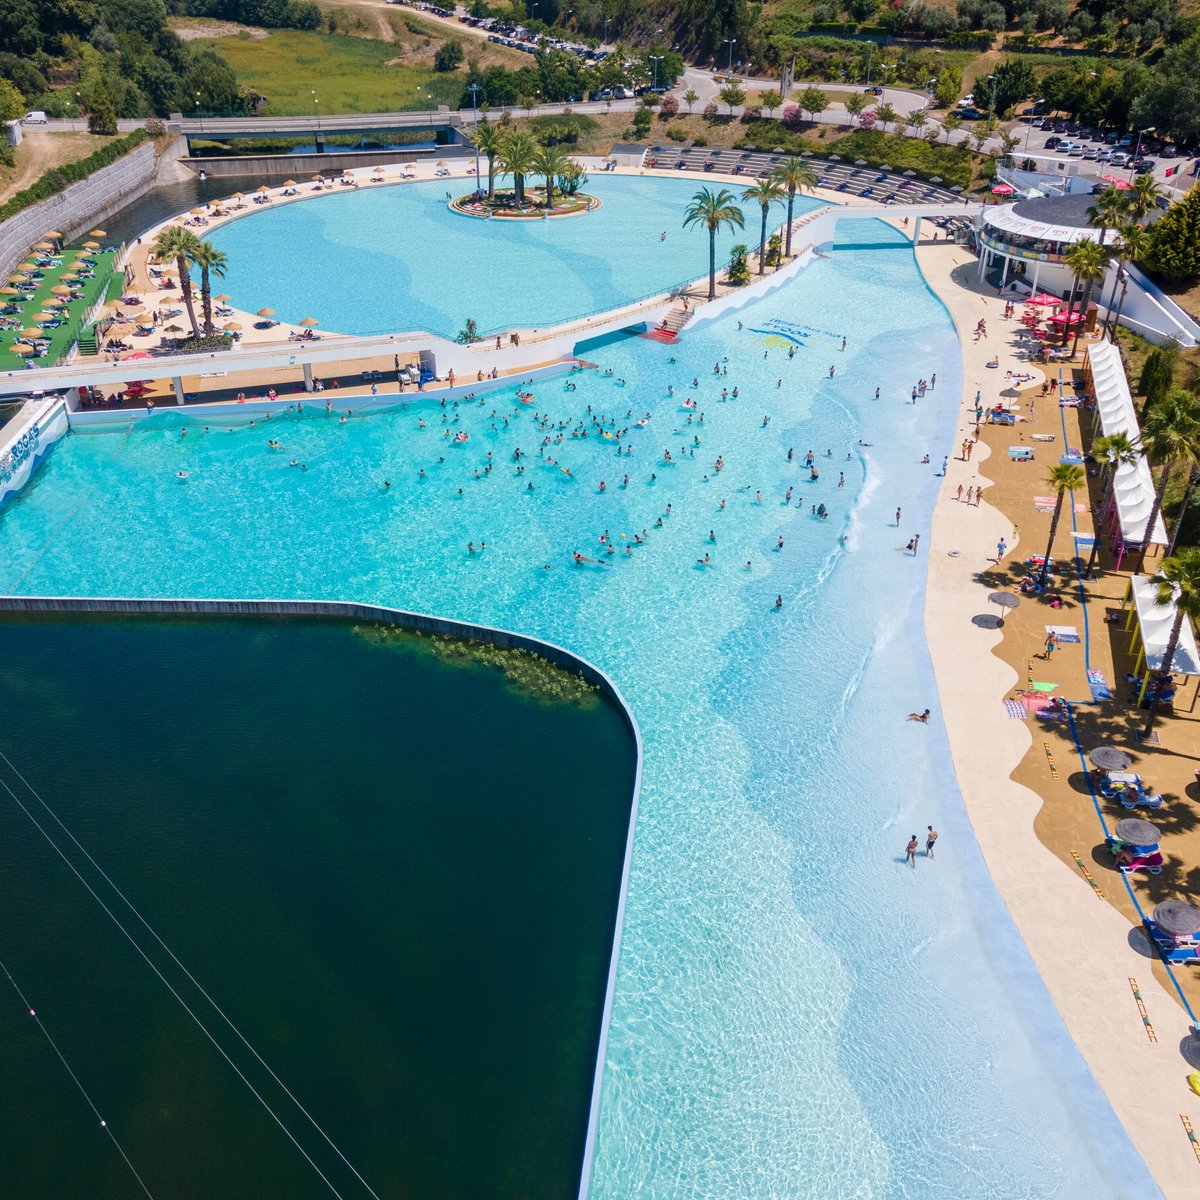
xmin=0 ymin=129 xmax=151 ymax=225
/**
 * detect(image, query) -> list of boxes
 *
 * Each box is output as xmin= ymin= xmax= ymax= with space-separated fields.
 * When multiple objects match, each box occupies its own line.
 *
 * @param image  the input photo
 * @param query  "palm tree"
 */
xmin=741 ymin=177 xmax=785 ymax=275
xmin=1040 ymin=463 xmax=1086 ymax=586
xmin=1063 ymin=238 xmax=1109 ymax=355
xmin=471 ymin=120 xmax=505 ymax=199
xmin=1087 ymin=185 xmax=1126 ymax=255
xmin=1140 ymin=547 xmax=1200 ymax=741
xmin=682 ymin=187 xmax=745 ymax=301
xmin=188 ymin=241 xmax=228 ymax=336
xmin=770 ymin=157 xmax=818 ymax=259
xmin=1168 ymin=466 xmax=1199 ymax=558
xmin=1126 ymin=173 xmax=1165 ymax=222
xmin=1137 ymin=387 xmax=1200 ymax=572
xmin=150 ymin=225 xmax=202 ymax=339
xmin=1084 ymin=432 xmax=1141 ymax=578
xmin=498 ymin=130 xmax=539 ymax=206
xmin=1103 ymin=220 xmax=1150 ymax=337
xmin=532 ymin=143 xmax=568 ymax=209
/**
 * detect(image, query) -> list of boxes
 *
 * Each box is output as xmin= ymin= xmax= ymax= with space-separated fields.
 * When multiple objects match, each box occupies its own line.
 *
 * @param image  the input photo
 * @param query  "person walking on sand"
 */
xmin=895 ymin=506 xmax=902 ymax=526
xmin=926 ymin=825 xmax=938 ymax=858
xmin=956 ymin=483 xmax=964 ymax=502
xmin=1043 ymin=629 xmax=1057 ymax=660
xmin=996 ymin=536 xmax=1007 ymax=563
xmin=906 ymin=834 xmax=919 ymax=869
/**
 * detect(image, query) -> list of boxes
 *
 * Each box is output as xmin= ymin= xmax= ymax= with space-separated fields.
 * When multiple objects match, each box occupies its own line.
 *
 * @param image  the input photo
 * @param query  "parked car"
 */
xmin=1055 ymin=140 xmax=1075 ymax=153
xmin=865 ymin=85 xmax=883 ymax=96
xmin=1044 ymin=135 xmax=1061 ymax=149
xmin=958 ymin=107 xmax=986 ymax=120
xmin=1134 ymin=158 xmax=1157 ymax=174
xmin=21 ymin=110 xmax=47 ymax=124
xmin=1162 ymin=144 xmax=1179 ymax=159
xmin=1118 ymin=133 xmax=1134 ymax=146
xmin=1108 ymin=151 xmax=1129 ymax=166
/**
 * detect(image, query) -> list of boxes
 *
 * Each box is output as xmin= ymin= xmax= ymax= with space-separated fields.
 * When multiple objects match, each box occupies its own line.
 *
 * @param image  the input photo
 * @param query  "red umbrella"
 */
xmin=1049 ymin=309 xmax=1084 ymax=326
xmin=990 ymin=182 xmax=1015 ymax=195
xmin=1027 ymin=293 xmax=1061 ymax=306
xmin=1101 ymin=175 xmax=1132 ymax=190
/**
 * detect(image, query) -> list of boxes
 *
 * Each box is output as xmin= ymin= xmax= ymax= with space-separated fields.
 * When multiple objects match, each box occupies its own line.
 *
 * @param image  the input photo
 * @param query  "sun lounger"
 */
xmin=1121 ymin=792 xmax=1163 ymax=811
xmin=1119 ymin=851 xmax=1164 ymax=875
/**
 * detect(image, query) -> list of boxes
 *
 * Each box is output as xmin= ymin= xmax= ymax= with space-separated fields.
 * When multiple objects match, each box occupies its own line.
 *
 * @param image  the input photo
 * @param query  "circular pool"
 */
xmin=204 ymin=173 xmax=825 ymax=340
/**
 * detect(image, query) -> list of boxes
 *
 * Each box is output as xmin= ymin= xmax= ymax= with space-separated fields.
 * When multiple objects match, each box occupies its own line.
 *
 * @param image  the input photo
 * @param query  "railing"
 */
xmin=978 ymin=229 xmax=1067 ymax=264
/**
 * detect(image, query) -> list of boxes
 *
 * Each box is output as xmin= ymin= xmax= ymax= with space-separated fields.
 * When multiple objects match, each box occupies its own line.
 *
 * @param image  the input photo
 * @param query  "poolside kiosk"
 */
xmin=1119 ymin=574 xmax=1200 ymax=708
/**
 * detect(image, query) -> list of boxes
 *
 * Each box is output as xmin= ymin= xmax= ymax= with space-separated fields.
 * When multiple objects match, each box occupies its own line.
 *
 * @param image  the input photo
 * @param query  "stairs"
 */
xmin=640 ymin=298 xmax=694 ymax=344
xmin=77 ymin=328 xmax=98 ymax=356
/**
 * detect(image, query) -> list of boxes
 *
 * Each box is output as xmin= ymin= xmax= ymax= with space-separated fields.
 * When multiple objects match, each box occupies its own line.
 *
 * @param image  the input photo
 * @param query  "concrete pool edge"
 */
xmin=0 ymin=593 xmax=643 ymax=1200
xmin=911 ymin=239 xmax=1196 ymax=1195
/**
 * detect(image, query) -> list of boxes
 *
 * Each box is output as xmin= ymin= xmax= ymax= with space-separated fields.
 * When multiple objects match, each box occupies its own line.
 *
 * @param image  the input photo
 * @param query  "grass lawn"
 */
xmin=195 ymin=30 xmax=466 ymax=115
xmin=0 ymin=250 xmax=121 ymax=372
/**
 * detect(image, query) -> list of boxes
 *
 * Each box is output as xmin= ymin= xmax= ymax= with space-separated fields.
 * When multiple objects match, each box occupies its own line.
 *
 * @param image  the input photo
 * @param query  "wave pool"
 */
xmin=0 ymin=219 xmax=1156 ymax=1198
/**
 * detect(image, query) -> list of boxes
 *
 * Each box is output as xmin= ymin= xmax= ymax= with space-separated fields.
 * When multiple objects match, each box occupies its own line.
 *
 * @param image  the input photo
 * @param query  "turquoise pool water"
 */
xmin=204 ymin=174 xmax=822 ymax=339
xmin=0 ymin=219 xmax=1155 ymax=1198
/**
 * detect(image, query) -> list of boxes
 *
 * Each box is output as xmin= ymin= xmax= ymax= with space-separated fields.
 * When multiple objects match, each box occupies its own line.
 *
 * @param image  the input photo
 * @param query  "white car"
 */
xmin=22 ymin=111 xmax=47 ymax=124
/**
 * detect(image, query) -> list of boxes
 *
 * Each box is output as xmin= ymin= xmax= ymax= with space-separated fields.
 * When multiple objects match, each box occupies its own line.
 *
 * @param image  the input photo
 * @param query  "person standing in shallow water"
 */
xmin=906 ymin=835 xmax=919 ymax=868
xmin=926 ymin=826 xmax=938 ymax=858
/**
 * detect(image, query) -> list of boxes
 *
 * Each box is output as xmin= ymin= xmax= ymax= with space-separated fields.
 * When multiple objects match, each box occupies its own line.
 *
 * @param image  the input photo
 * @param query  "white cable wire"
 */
xmin=0 ymin=769 xmax=349 ymax=1200
xmin=0 ymin=745 xmax=382 ymax=1200
xmin=0 ymin=955 xmax=157 ymax=1200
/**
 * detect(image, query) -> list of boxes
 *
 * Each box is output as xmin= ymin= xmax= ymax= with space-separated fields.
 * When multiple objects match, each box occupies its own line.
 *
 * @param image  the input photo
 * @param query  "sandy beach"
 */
xmin=915 ymin=237 xmax=1200 ymax=1196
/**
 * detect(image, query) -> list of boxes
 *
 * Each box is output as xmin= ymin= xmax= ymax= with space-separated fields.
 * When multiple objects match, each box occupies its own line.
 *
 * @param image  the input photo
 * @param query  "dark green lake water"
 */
xmin=0 ymin=614 xmax=636 ymax=1200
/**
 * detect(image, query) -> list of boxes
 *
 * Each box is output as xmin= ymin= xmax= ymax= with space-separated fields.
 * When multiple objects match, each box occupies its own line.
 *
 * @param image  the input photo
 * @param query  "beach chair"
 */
xmin=1007 ymin=446 xmax=1034 ymax=462
xmin=1121 ymin=792 xmax=1163 ymax=811
xmin=1119 ymin=851 xmax=1164 ymax=875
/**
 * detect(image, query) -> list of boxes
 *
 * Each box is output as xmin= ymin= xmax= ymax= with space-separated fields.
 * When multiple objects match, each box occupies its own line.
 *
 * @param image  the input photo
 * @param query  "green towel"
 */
xmin=1031 ymin=682 xmax=1058 ymax=692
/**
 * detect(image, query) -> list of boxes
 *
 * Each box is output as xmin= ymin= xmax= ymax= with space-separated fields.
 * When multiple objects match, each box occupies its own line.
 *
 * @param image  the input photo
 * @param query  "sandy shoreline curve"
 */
xmin=915 ymin=236 xmax=1200 ymax=1197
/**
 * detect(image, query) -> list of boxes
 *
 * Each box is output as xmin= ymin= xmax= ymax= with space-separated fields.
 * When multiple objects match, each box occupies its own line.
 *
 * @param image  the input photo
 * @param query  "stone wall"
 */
xmin=0 ymin=137 xmax=186 ymax=280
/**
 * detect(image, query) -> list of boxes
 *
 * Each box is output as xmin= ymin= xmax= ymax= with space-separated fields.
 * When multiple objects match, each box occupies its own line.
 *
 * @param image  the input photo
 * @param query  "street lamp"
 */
xmin=195 ymin=92 xmax=203 ymax=134
xmin=986 ymin=73 xmax=998 ymax=124
xmin=1130 ymin=125 xmax=1155 ymax=179
xmin=1023 ymin=97 xmax=1043 ymax=153
xmin=311 ymin=90 xmax=321 ymax=131
xmin=467 ymin=82 xmax=482 ymax=183
xmin=723 ymin=38 xmax=737 ymax=75
xmin=649 ymin=54 xmax=664 ymax=91
xmin=864 ymin=44 xmax=874 ymax=88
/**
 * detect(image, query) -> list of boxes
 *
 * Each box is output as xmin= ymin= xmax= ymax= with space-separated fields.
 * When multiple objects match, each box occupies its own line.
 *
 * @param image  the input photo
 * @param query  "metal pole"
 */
xmin=1109 ymin=272 xmax=1130 ymax=340
xmin=469 ymin=84 xmax=481 ymax=184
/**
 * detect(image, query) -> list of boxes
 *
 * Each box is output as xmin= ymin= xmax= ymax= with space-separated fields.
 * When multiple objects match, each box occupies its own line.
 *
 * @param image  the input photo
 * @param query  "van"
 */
xmin=22 ymin=111 xmax=47 ymax=124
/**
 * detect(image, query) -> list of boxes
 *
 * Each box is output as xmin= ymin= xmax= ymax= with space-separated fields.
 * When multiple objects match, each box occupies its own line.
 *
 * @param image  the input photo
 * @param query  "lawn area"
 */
xmin=0 ymin=249 xmax=121 ymax=372
xmin=195 ymin=30 xmax=465 ymax=115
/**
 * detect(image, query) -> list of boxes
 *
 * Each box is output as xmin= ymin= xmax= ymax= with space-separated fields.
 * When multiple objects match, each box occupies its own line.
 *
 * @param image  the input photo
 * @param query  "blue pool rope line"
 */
xmin=1052 ymin=367 xmax=1199 ymax=1030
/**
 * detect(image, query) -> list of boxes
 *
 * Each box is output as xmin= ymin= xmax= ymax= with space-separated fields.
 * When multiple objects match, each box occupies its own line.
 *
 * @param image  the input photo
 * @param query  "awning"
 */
xmin=1087 ymin=342 xmax=1168 ymax=547
xmin=1129 ymin=574 xmax=1200 ymax=675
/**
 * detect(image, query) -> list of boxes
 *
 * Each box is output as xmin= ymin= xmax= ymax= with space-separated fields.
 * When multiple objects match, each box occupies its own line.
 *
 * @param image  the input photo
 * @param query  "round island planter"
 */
xmin=450 ymin=188 xmax=600 ymax=220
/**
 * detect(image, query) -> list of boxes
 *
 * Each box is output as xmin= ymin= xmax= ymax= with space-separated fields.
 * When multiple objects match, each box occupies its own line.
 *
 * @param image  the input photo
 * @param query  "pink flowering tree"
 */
xmin=859 ymin=108 xmax=878 ymax=131
xmin=658 ymin=94 xmax=679 ymax=118
xmin=780 ymin=103 xmax=802 ymax=130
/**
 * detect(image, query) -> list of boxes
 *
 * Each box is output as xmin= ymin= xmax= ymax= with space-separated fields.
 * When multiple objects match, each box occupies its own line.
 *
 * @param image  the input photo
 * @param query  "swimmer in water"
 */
xmin=176 ymin=470 xmax=188 ymax=479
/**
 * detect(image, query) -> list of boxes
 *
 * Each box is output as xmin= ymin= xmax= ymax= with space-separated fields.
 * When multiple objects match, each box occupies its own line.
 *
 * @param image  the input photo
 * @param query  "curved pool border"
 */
xmin=0 ymin=593 xmax=642 ymax=1200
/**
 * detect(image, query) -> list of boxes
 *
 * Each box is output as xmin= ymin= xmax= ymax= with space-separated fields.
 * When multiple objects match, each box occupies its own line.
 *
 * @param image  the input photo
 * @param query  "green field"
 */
xmin=197 ymin=31 xmax=466 ymax=115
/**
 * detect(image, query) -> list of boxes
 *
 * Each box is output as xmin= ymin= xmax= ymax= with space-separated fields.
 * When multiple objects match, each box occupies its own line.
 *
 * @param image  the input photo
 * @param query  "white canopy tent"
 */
xmin=1128 ymin=574 xmax=1200 ymax=675
xmin=1087 ymin=341 xmax=1168 ymax=549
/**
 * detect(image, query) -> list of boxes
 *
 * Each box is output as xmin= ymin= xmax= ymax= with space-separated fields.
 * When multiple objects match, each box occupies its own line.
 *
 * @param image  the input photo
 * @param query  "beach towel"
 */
xmin=1032 ymin=434 xmax=1057 ymax=442
xmin=1030 ymin=681 xmax=1059 ymax=692
xmin=1088 ymin=668 xmax=1112 ymax=701
xmin=1004 ymin=699 xmax=1028 ymax=720
xmin=1047 ymin=625 xmax=1080 ymax=643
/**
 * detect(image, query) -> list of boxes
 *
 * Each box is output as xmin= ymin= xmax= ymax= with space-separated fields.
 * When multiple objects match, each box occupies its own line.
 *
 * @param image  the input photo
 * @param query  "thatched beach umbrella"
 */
xmin=299 ymin=316 xmax=319 ymax=326
xmin=283 ymin=179 xmax=298 ymax=187
xmin=6 ymin=274 xmax=27 ymax=283
xmin=89 ymin=229 xmax=106 ymax=238
xmin=1153 ymin=900 xmax=1200 ymax=938
xmin=223 ymin=321 xmax=243 ymax=332
xmin=18 ymin=327 xmax=41 ymax=339
xmin=10 ymin=343 xmax=34 ymax=355
xmin=32 ymin=312 xmax=55 ymax=323
xmin=50 ymin=284 xmax=71 ymax=296
xmin=855 ymin=158 xmax=867 ymax=166
xmin=43 ymin=297 xmax=64 ymax=309
xmin=214 ymin=294 xmax=231 ymax=304
xmin=1090 ymin=746 xmax=1131 ymax=771
xmin=17 ymin=262 xmax=36 ymax=271
xmin=232 ymin=193 xmax=244 ymax=200
xmin=43 ymin=230 xmax=62 ymax=239
xmin=34 ymin=241 xmax=54 ymax=251
xmin=1114 ymin=818 xmax=1159 ymax=847
xmin=257 ymin=185 xmax=270 ymax=193
xmin=256 ymin=307 xmax=275 ymax=317
xmin=107 ymin=322 xmax=133 ymax=337
xmin=930 ymin=176 xmax=943 ymax=184
xmin=373 ymin=166 xmax=386 ymax=174
xmin=83 ymin=240 xmax=100 ymax=250
xmin=0 ymin=287 xmax=19 ymax=296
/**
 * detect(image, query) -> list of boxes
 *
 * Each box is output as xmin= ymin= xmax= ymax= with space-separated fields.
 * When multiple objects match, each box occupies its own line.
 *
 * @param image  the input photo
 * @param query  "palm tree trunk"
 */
xmin=176 ymin=256 xmax=200 ymax=338
xmin=708 ymin=226 xmax=717 ymax=300
xmin=784 ymin=188 xmax=795 ymax=258
xmin=545 ymin=171 xmax=554 ymax=208
xmin=515 ymin=171 xmax=524 ymax=204
xmin=1040 ymin=492 xmax=1066 ymax=586
xmin=758 ymin=205 xmax=767 ymax=274
xmin=1101 ymin=252 xmax=1123 ymax=330
xmin=1071 ymin=280 xmax=1094 ymax=356
xmin=1142 ymin=612 xmax=1183 ymax=740
xmin=200 ymin=265 xmax=213 ymax=334
xmin=1061 ymin=278 xmax=1080 ymax=348
xmin=487 ymin=152 xmax=495 ymax=198
xmin=1137 ymin=462 xmax=1173 ymax=574
xmin=1168 ymin=468 xmax=1198 ymax=558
